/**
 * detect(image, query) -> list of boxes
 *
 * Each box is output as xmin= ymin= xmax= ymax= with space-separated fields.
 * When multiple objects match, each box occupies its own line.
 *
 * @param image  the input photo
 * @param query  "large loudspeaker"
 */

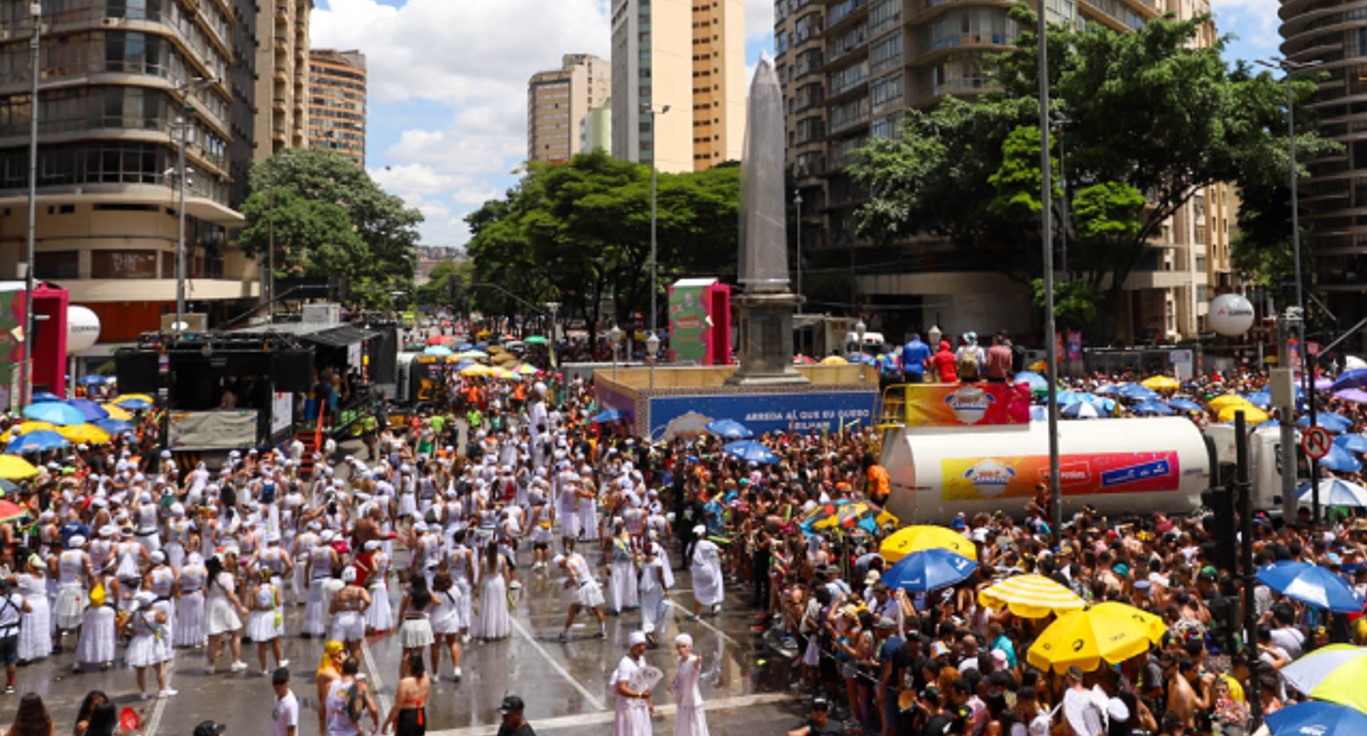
xmin=115 ymin=352 xmax=160 ymax=393
xmin=270 ymin=352 xmax=314 ymax=392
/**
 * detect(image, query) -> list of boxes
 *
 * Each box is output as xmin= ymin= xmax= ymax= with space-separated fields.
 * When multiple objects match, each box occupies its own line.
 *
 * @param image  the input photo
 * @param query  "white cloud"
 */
xmin=747 ymin=0 xmax=774 ymax=43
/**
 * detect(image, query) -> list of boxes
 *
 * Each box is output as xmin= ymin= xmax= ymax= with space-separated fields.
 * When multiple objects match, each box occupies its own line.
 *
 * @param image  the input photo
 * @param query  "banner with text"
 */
xmin=941 ymin=451 xmax=1181 ymax=500
xmin=168 ymin=410 xmax=259 ymax=450
xmin=899 ymin=382 xmax=1033 ymax=428
xmin=647 ymin=390 xmax=877 ymax=441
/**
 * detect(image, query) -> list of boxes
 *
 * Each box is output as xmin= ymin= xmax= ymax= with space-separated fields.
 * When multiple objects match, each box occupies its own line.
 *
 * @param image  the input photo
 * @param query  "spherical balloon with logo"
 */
xmin=66 ymin=306 xmax=101 ymax=353
xmin=1208 ymin=293 xmax=1255 ymax=336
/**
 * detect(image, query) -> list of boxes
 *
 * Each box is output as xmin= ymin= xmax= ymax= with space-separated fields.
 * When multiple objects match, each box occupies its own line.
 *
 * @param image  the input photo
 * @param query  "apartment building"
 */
xmin=774 ymin=0 xmax=1233 ymax=342
xmin=610 ymin=0 xmax=745 ymax=173
xmin=0 ymin=0 xmax=260 ymax=344
xmin=527 ymin=53 xmax=609 ymax=163
xmin=309 ymin=49 xmax=366 ymax=165
xmin=255 ymin=0 xmax=311 ymax=161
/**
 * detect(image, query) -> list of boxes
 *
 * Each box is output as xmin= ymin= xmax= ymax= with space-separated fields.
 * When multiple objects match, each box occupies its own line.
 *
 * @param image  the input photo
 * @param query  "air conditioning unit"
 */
xmin=100 ymin=17 xmax=121 ymax=26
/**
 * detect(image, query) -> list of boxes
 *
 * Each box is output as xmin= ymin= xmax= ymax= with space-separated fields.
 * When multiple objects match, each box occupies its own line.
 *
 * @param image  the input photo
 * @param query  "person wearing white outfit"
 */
xmin=612 ymin=631 xmax=655 ymax=736
xmin=638 ymin=539 xmax=675 ymax=648
xmin=362 ymin=541 xmax=394 ymax=634
xmin=429 ymin=570 xmax=464 ymax=682
xmin=204 ymin=552 xmax=249 ymax=674
xmin=175 ymin=553 xmax=207 ymax=648
xmin=607 ymin=526 xmax=639 ymax=615
xmin=670 ymin=634 xmax=709 ymax=736
xmin=329 ymin=567 xmax=372 ymax=661
xmin=0 ymin=578 xmax=30 ymax=694
xmin=145 ymin=551 xmax=177 ymax=663
xmin=16 ymin=556 xmax=51 ymax=663
xmin=50 ymin=535 xmax=92 ymax=654
xmin=246 ymin=568 xmax=289 ymax=676
xmin=472 ymin=541 xmax=510 ymax=641
xmin=555 ymin=546 xmax=607 ymax=642
xmin=74 ymin=569 xmax=118 ymax=671
xmin=123 ymin=591 xmax=175 ymax=700
xmin=303 ymin=531 xmax=340 ymax=638
xmin=689 ymin=526 xmax=725 ymax=617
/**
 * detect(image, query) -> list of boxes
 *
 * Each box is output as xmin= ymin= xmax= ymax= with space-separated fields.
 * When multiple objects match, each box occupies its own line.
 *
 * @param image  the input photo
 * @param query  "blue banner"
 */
xmin=647 ymin=390 xmax=878 ymax=440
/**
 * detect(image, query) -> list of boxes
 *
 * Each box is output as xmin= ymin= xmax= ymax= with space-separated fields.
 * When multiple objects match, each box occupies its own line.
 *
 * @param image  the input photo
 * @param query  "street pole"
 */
xmin=644 ymin=104 xmax=668 ymax=390
xmin=794 ymin=189 xmax=803 ymax=308
xmin=1038 ymin=1 xmax=1063 ymax=537
xmin=267 ymin=167 xmax=275 ymax=320
xmin=175 ymin=109 xmax=188 ymax=339
xmin=1057 ymin=120 xmax=1068 ymax=277
xmin=1235 ymin=409 xmax=1261 ymax=728
xmin=1277 ymin=315 xmax=1298 ymax=521
xmin=21 ymin=1 xmax=40 ymax=406
xmin=545 ymin=301 xmax=560 ymax=368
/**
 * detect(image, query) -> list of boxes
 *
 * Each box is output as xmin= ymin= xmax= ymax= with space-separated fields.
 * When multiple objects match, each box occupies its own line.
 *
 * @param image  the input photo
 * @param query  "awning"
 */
xmin=299 ymin=325 xmax=379 ymax=348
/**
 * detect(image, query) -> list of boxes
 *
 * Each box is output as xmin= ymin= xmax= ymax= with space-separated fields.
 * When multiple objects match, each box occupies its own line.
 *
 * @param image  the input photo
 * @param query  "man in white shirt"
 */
xmin=1011 ymin=687 xmax=1051 ymax=736
xmin=271 ymin=667 xmax=299 ymax=736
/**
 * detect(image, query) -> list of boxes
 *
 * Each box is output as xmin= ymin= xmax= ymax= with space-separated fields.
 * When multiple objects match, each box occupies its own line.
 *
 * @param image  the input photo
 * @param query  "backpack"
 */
xmin=344 ymin=681 xmax=366 ymax=724
xmin=957 ymin=349 xmax=981 ymax=381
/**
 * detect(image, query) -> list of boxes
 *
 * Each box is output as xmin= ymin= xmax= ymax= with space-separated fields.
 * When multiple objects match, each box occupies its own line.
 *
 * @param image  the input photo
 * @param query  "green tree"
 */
xmin=415 ymin=260 xmax=470 ymax=310
xmin=240 ymin=149 xmax=424 ymax=309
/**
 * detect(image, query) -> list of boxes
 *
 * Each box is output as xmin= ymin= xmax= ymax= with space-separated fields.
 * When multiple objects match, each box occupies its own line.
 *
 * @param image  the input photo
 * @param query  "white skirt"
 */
xmin=75 ymin=606 xmax=116 ymax=664
xmin=247 ymin=609 xmax=279 ymax=642
xmin=331 ymin=610 xmax=365 ymax=643
xmin=574 ymin=579 xmax=606 ymax=609
xmin=366 ymin=580 xmax=393 ymax=632
xmin=166 ymin=542 xmax=186 ymax=572
xmin=473 ymin=576 xmax=510 ymax=641
xmin=608 ymin=563 xmax=639 ymax=612
xmin=152 ymin=600 xmax=175 ymax=662
xmin=53 ymin=585 xmax=86 ymax=631
xmin=691 ymin=561 xmax=725 ymax=608
xmin=18 ymin=595 xmax=51 ymax=661
xmin=399 ymin=618 xmax=434 ymax=649
xmin=126 ymin=632 xmax=163 ymax=668
xmin=676 ymin=704 xmax=710 ymax=736
xmin=206 ymin=596 xmax=242 ymax=636
xmin=175 ymin=591 xmax=206 ymax=647
xmin=302 ymin=579 xmax=327 ymax=636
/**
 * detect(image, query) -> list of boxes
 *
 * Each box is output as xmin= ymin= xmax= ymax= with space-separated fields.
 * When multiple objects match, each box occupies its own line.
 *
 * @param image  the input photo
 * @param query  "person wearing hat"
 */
xmin=123 ymin=589 xmax=173 ymax=700
xmin=303 ymin=530 xmax=340 ymax=639
xmin=612 ymin=631 xmax=655 ymax=735
xmin=497 ymin=695 xmax=535 ymax=736
xmin=16 ymin=554 xmax=51 ymax=663
xmin=668 ymin=633 xmax=709 ymax=736
xmin=689 ymin=524 xmax=725 ymax=618
xmin=786 ymin=697 xmax=841 ymax=736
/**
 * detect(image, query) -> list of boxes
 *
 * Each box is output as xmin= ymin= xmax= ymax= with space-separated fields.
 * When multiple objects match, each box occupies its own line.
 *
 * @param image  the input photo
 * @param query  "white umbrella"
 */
xmin=1297 ymin=478 xmax=1367 ymax=507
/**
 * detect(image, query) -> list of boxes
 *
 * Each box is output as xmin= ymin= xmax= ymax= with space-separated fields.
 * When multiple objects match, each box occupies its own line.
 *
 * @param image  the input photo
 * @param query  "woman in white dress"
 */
xmin=669 ymin=634 xmax=709 ymax=736
xmin=303 ymin=531 xmax=339 ymax=638
xmin=472 ymin=541 xmax=510 ymax=641
xmin=613 ymin=631 xmax=655 ymax=736
xmin=689 ymin=526 xmax=725 ymax=617
xmin=16 ymin=555 xmax=51 ymax=662
xmin=362 ymin=541 xmax=394 ymax=634
xmin=123 ymin=591 xmax=174 ymax=700
xmin=74 ymin=566 xmax=118 ymax=671
xmin=50 ymin=535 xmax=91 ymax=653
xmin=638 ymin=540 xmax=675 ymax=648
xmin=204 ymin=552 xmax=249 ymax=673
xmin=175 ymin=553 xmax=207 ymax=648
xmin=428 ymin=571 xmax=464 ymax=682
xmin=246 ymin=568 xmax=288 ymax=676
xmin=607 ymin=525 xmax=639 ymax=615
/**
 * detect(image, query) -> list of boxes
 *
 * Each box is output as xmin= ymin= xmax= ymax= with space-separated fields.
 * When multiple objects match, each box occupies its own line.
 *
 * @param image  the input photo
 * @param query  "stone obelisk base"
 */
xmin=725 ymin=291 xmax=810 ymax=387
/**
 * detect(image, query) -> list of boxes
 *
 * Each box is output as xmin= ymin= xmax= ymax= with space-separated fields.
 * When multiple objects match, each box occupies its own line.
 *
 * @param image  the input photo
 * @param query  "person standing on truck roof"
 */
xmin=929 ymin=341 xmax=957 ymax=383
xmin=900 ymin=333 xmax=931 ymax=384
xmin=985 ymin=332 xmax=1014 ymax=383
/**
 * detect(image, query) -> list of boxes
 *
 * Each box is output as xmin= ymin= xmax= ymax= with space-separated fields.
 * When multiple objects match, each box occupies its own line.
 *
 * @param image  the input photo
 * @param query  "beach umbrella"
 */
xmin=1335 ymin=433 xmax=1367 ymax=454
xmin=1217 ymin=405 xmax=1269 ymax=424
xmin=423 ymin=345 xmax=453 ymax=357
xmin=1167 ymin=397 xmax=1203 ymax=413
xmin=1061 ymin=401 xmax=1106 ymax=419
xmin=1014 ymin=371 xmax=1049 ymax=396
xmin=1280 ymin=644 xmax=1367 ymax=713
xmin=1092 ymin=383 xmax=1121 ymax=395
xmin=1208 ymin=394 xmax=1252 ymax=411
xmin=722 ymin=440 xmax=779 ymax=465
xmin=880 ymin=525 xmax=977 ymax=563
xmin=881 ymin=548 xmax=977 ymax=592
xmin=1336 ymin=388 xmax=1367 ymax=404
xmin=793 ymin=354 xmax=817 ymax=366
xmin=0 ymin=456 xmax=38 ymax=480
xmin=1029 ymin=406 xmax=1048 ymax=422
xmin=425 ymin=334 xmax=455 ymax=346
xmin=524 ymin=335 xmax=549 ymax=345
xmin=1256 ymin=560 xmax=1364 ymax=612
xmin=1140 ymin=375 xmax=1181 ymax=392
xmin=589 ymin=409 xmax=624 ymax=424
xmin=11 ymin=422 xmax=56 ymax=436
xmin=1246 ymin=390 xmax=1273 ymax=408
xmin=99 ymin=404 xmax=132 ymax=421
xmin=1299 ymin=413 xmax=1355 ymax=434
xmin=79 ymin=375 xmax=107 ymax=386
xmin=705 ymin=419 xmax=753 ymax=440
xmin=0 ymin=500 xmax=26 ymax=523
xmin=64 ymin=399 xmax=109 ymax=422
xmin=456 ymin=350 xmax=489 ymax=361
xmin=1265 ymin=701 xmax=1367 ymax=736
xmin=1297 ymin=478 xmax=1367 ymax=507
xmin=1320 ymin=443 xmax=1363 ymax=474
xmin=978 ymin=573 xmax=1086 ymax=618
xmin=1117 ymin=383 xmax=1161 ymax=402
xmin=517 ymin=363 xmax=537 ymax=375
xmin=30 ymin=391 xmax=62 ymax=403
xmin=5 ymin=430 xmax=70 ymax=454
xmin=820 ymin=355 xmax=848 ymax=365
xmin=0 ymin=478 xmax=16 ymax=495
xmin=1330 ymin=369 xmax=1367 ymax=393
xmin=22 ymin=402 xmax=86 ymax=426
xmin=58 ymin=424 xmax=111 ymax=445
xmin=116 ymin=398 xmax=153 ymax=412
xmin=93 ymin=418 xmax=134 ymax=436
xmin=1348 ymin=356 xmax=1367 ymax=371
xmin=1026 ymin=602 xmax=1166 ymax=673
xmin=459 ymin=364 xmax=493 ymax=377
xmin=1132 ymin=401 xmax=1175 ymax=416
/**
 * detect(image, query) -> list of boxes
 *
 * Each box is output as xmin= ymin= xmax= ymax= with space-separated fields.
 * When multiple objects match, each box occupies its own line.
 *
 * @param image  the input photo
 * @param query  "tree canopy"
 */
xmin=464 ymin=150 xmax=740 ymax=329
xmin=848 ymin=10 xmax=1337 ymax=331
xmin=240 ymin=149 xmax=424 ymax=309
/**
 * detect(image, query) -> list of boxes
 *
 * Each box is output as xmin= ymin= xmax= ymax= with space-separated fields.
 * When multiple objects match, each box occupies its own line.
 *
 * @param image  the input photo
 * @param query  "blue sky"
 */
xmin=311 ymin=0 xmax=1280 ymax=248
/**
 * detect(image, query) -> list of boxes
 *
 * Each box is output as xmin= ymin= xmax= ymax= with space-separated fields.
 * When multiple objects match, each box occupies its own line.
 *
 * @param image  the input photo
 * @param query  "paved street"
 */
xmin=2 ymin=554 xmax=804 ymax=735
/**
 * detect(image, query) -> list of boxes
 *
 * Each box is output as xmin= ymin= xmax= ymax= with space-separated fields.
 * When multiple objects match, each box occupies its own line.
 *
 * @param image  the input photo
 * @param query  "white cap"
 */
xmin=628 ymin=631 xmax=647 ymax=647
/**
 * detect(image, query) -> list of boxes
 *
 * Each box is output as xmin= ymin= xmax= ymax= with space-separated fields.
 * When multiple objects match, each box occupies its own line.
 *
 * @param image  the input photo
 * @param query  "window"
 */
xmin=91 ymin=250 xmax=158 ymax=279
xmin=35 ymin=251 xmax=78 ymax=279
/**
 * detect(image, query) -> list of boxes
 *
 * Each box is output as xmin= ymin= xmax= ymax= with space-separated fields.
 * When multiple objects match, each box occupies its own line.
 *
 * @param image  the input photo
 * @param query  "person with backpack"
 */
xmin=325 ymin=656 xmax=378 ymax=736
xmin=955 ymin=332 xmax=986 ymax=383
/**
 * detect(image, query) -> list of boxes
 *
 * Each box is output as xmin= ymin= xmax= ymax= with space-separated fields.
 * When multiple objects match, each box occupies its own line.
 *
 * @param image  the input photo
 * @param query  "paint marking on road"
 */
xmin=665 ymin=597 xmax=740 ymax=647
xmin=361 ymin=639 xmax=394 ymax=717
xmin=427 ymin=691 xmax=798 ymax=736
xmin=509 ymin=616 xmax=608 ymax=712
xmin=143 ymin=653 xmax=179 ymax=735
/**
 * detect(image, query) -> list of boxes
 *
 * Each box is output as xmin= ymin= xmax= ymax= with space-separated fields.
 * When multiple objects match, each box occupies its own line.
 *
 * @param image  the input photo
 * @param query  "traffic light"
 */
xmin=1200 ymin=461 xmax=1239 ymax=570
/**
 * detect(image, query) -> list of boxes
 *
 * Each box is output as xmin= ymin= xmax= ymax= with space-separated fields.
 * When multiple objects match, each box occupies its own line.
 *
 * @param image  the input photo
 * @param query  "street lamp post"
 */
xmin=1037 ymin=1 xmax=1063 ymax=536
xmin=545 ymin=301 xmax=560 ymax=368
xmin=20 ymin=1 xmax=40 ymax=407
xmin=855 ymin=319 xmax=867 ymax=382
xmin=171 ymin=76 xmax=216 ymax=339
xmin=643 ymin=103 xmax=669 ymax=388
xmin=646 ymin=332 xmax=661 ymax=390
xmin=610 ymin=325 xmax=622 ymax=381
xmin=793 ymin=189 xmax=804 ymax=308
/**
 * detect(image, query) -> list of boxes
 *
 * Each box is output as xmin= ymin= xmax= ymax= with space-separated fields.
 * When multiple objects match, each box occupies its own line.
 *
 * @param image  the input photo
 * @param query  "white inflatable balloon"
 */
xmin=1209 ymin=293 xmax=1255 ymax=337
xmin=67 ymin=305 xmax=101 ymax=352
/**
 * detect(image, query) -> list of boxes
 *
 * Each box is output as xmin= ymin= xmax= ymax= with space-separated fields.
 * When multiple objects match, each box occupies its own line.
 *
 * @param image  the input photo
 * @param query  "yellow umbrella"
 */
xmin=517 ymin=363 xmax=537 ymax=375
xmin=497 ymin=369 xmax=518 ymax=380
xmin=820 ymin=355 xmax=848 ymax=365
xmin=459 ymin=364 xmax=492 ymax=377
xmin=58 ymin=424 xmax=112 ymax=445
xmin=977 ymin=573 xmax=1086 ymax=618
xmin=1218 ymin=405 xmax=1269 ymax=424
xmin=1207 ymin=394 xmax=1252 ymax=412
xmin=880 ymin=525 xmax=977 ymax=563
xmin=0 ymin=456 xmax=39 ymax=481
xmin=1027 ymin=602 xmax=1166 ymax=673
xmin=13 ymin=422 xmax=57 ymax=436
xmin=112 ymin=393 xmax=155 ymax=407
xmin=99 ymin=404 xmax=132 ymax=421
xmin=1141 ymin=375 xmax=1181 ymax=392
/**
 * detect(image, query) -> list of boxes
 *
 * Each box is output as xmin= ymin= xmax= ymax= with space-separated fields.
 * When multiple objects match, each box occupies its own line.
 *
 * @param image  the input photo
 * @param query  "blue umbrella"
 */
xmin=1334 ymin=433 xmax=1367 ymax=454
xmin=1299 ymin=413 xmax=1355 ymax=434
xmin=1256 ymin=560 xmax=1364 ymax=612
xmin=1117 ymin=384 xmax=1160 ymax=402
xmin=1092 ymin=383 xmax=1121 ymax=395
xmin=881 ymin=548 xmax=978 ymax=592
xmin=6 ymin=430 xmax=71 ymax=454
xmin=456 ymin=343 xmax=474 ymax=351
xmin=65 ymin=399 xmax=109 ymax=423
xmin=1330 ymin=369 xmax=1367 ymax=393
xmin=0 ymin=478 xmax=16 ymax=495
xmin=114 ymin=398 xmax=152 ymax=412
xmin=723 ymin=440 xmax=780 ymax=465
xmin=1029 ymin=405 xmax=1048 ymax=422
xmin=30 ymin=392 xmax=62 ymax=403
xmin=1246 ymin=390 xmax=1273 ymax=409
xmin=22 ymin=402 xmax=86 ymax=426
xmin=847 ymin=352 xmax=877 ymax=365
xmin=1167 ymin=397 xmax=1203 ymax=413
xmin=705 ymin=418 xmax=753 ymax=440
xmin=1297 ymin=478 xmax=1367 ymax=507
xmin=1320 ymin=443 xmax=1363 ymax=473
xmin=93 ymin=418 xmax=134 ymax=435
xmin=423 ymin=345 xmax=453 ymax=357
xmin=1132 ymin=400 xmax=1175 ymax=416
xmin=1014 ymin=371 xmax=1048 ymax=391
xmin=1061 ymin=401 xmax=1106 ymax=419
xmin=78 ymin=375 xmax=107 ymax=386
xmin=590 ymin=409 xmax=624 ymax=424
xmin=1265 ymin=700 xmax=1367 ymax=736
xmin=453 ymin=360 xmax=475 ymax=371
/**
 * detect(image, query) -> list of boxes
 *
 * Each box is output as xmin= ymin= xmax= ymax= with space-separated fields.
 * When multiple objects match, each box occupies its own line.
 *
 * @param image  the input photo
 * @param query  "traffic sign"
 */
xmin=1302 ymin=426 xmax=1333 ymax=461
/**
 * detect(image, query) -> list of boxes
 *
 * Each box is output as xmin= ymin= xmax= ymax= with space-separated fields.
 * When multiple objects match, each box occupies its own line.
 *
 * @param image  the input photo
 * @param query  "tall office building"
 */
xmin=775 ymin=0 xmax=1232 ymax=342
xmin=0 ymin=0 xmax=259 ymax=347
xmin=610 ymin=0 xmax=745 ymax=173
xmin=308 ymin=49 xmax=367 ymax=165
xmin=527 ymin=54 xmax=609 ymax=163
xmin=1279 ymin=0 xmax=1367 ymax=342
xmin=255 ymin=0 xmax=312 ymax=161
xmin=580 ymin=102 xmax=613 ymax=154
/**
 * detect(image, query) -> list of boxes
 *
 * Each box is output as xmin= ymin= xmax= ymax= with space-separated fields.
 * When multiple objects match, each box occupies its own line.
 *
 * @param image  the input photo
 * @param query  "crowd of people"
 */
xmin=0 ymin=323 xmax=1364 ymax=736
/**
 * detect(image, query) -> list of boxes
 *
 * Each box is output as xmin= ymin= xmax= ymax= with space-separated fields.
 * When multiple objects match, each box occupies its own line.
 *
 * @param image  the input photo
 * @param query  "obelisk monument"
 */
xmin=726 ymin=53 xmax=808 ymax=387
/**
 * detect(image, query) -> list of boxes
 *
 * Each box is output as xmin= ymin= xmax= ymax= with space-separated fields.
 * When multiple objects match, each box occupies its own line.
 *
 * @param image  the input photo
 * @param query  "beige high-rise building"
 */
xmin=527 ymin=54 xmax=611 ymax=163
xmin=611 ymin=0 xmax=745 ymax=173
xmin=309 ymin=50 xmax=368 ymax=165
xmin=255 ymin=0 xmax=312 ymax=161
